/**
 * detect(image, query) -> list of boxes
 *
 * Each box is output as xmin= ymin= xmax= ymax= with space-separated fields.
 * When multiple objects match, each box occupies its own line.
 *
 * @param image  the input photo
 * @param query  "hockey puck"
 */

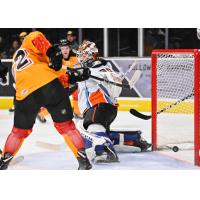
xmin=172 ymin=146 xmax=179 ymax=152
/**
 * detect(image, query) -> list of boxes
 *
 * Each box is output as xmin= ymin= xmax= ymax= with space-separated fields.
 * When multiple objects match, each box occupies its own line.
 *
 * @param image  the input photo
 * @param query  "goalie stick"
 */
xmin=90 ymin=70 xmax=141 ymax=89
xmin=130 ymin=91 xmax=194 ymax=120
xmin=62 ymin=65 xmax=141 ymax=89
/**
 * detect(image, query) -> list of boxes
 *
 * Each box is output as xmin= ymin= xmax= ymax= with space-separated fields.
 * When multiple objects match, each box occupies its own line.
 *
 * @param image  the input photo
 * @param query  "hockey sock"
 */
xmin=2 ymin=126 xmax=32 ymax=157
xmin=54 ymin=120 xmax=84 ymax=157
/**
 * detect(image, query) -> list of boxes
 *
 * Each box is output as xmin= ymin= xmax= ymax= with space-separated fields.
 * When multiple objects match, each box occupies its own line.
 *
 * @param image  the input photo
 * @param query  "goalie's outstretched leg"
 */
xmin=109 ymin=130 xmax=152 ymax=152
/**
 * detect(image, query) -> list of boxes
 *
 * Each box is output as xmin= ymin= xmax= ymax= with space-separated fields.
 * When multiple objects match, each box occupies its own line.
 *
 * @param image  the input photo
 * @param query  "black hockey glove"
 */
xmin=0 ymin=60 xmax=8 ymax=83
xmin=46 ymin=46 xmax=63 ymax=71
xmin=68 ymin=68 xmax=91 ymax=84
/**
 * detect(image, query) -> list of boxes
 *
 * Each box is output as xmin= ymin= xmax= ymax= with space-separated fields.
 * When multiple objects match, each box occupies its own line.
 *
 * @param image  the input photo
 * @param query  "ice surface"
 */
xmin=0 ymin=110 xmax=198 ymax=170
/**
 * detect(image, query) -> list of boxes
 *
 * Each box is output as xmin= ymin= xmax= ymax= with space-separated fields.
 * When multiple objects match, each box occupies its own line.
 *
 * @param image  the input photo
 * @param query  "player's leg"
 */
xmin=83 ymin=103 xmax=119 ymax=163
xmin=109 ymin=130 xmax=152 ymax=152
xmin=45 ymin=79 xmax=91 ymax=170
xmin=0 ymin=95 xmax=40 ymax=170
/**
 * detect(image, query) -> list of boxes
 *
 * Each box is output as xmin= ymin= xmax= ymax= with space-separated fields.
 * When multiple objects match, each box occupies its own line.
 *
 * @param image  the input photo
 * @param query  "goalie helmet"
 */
xmin=76 ymin=41 xmax=99 ymax=64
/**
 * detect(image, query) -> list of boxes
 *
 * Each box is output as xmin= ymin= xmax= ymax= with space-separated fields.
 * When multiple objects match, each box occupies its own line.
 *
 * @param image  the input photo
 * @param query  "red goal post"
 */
xmin=151 ymin=49 xmax=200 ymax=166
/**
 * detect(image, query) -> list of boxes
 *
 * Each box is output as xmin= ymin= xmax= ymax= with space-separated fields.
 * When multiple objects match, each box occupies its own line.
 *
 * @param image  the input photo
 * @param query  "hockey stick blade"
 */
xmin=35 ymin=141 xmax=65 ymax=151
xmin=129 ymin=109 xmax=151 ymax=120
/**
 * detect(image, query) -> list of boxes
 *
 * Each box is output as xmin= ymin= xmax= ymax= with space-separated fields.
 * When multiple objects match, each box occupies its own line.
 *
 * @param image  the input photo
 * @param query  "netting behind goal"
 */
xmin=151 ymin=49 xmax=200 ymax=166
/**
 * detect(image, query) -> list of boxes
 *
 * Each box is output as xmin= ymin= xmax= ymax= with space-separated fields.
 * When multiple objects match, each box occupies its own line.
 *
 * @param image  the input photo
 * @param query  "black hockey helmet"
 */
xmin=59 ymin=39 xmax=71 ymax=47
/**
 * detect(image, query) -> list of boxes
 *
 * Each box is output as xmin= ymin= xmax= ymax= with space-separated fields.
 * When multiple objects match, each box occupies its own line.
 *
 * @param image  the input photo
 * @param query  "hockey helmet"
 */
xmin=76 ymin=41 xmax=99 ymax=63
xmin=19 ymin=31 xmax=28 ymax=42
xmin=59 ymin=39 xmax=71 ymax=47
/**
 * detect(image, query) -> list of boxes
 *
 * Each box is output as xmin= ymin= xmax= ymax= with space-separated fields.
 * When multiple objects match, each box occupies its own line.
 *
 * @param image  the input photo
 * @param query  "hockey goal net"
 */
xmin=151 ymin=49 xmax=200 ymax=166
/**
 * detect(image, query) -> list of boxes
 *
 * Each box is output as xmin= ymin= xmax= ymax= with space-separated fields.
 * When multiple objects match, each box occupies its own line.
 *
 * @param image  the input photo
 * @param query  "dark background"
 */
xmin=1 ymin=28 xmax=200 ymax=59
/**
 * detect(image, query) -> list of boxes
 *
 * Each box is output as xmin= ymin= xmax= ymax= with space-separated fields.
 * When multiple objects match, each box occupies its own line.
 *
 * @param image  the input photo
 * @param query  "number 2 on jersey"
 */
xmin=14 ymin=49 xmax=33 ymax=70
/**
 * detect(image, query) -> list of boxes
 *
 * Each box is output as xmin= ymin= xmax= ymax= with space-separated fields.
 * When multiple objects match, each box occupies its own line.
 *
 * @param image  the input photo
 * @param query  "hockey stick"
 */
xmin=35 ymin=141 xmax=65 ymax=151
xmin=62 ymin=65 xmax=141 ymax=89
xmin=90 ymin=70 xmax=141 ymax=89
xmin=90 ymin=75 xmax=130 ymax=89
xmin=130 ymin=91 xmax=194 ymax=120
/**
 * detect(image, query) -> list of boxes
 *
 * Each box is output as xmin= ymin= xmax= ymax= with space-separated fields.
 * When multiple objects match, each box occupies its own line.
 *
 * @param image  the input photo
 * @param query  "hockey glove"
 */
xmin=46 ymin=46 xmax=63 ymax=71
xmin=69 ymin=83 xmax=78 ymax=95
xmin=0 ymin=60 xmax=8 ymax=83
xmin=68 ymin=68 xmax=91 ymax=84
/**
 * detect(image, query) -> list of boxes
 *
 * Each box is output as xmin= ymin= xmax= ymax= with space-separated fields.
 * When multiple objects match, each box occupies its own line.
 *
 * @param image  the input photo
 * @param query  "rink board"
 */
xmin=0 ymin=97 xmax=193 ymax=114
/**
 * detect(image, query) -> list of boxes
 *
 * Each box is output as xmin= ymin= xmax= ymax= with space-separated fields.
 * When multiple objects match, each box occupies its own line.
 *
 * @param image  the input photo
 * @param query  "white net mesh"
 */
xmin=156 ymin=53 xmax=194 ymax=153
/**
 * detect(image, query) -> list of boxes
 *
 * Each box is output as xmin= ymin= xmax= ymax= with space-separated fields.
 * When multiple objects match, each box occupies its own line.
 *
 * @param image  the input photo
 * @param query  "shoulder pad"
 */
xmin=99 ymin=58 xmax=108 ymax=65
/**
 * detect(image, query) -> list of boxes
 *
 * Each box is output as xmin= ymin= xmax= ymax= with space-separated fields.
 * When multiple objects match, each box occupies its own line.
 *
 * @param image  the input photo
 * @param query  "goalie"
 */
xmin=76 ymin=41 xmax=151 ymax=163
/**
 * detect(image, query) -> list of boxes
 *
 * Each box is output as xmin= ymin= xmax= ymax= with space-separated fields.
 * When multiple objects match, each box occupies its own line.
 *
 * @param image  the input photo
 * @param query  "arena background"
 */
xmin=1 ymin=28 xmax=199 ymax=112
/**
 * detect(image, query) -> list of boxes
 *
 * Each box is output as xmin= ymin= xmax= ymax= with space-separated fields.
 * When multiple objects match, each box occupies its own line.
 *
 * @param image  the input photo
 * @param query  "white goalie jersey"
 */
xmin=78 ymin=60 xmax=123 ymax=114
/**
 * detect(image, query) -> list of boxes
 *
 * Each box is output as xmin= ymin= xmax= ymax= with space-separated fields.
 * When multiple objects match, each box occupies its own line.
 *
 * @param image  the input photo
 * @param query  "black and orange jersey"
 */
xmin=61 ymin=56 xmax=79 ymax=72
xmin=12 ymin=31 xmax=63 ymax=100
xmin=58 ymin=56 xmax=80 ymax=88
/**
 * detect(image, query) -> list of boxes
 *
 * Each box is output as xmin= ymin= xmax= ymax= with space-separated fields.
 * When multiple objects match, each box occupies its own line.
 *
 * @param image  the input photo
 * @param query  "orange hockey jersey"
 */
xmin=12 ymin=31 xmax=62 ymax=100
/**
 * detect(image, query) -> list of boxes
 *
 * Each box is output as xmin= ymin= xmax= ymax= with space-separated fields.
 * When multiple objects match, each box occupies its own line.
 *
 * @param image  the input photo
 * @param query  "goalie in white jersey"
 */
xmin=76 ymin=41 xmax=151 ymax=163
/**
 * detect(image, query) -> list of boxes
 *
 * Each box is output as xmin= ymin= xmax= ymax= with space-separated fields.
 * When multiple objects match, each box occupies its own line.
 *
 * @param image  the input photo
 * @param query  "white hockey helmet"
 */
xmin=76 ymin=41 xmax=99 ymax=63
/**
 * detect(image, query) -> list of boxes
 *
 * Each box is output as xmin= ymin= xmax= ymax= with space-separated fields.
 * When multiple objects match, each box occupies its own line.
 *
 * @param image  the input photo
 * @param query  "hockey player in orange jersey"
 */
xmin=36 ymin=39 xmax=82 ymax=123
xmin=0 ymin=31 xmax=92 ymax=170
xmin=58 ymin=39 xmax=82 ymax=118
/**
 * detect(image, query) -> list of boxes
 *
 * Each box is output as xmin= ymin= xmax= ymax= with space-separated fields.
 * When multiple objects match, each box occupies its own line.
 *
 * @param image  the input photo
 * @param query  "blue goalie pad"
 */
xmin=109 ymin=130 xmax=142 ymax=145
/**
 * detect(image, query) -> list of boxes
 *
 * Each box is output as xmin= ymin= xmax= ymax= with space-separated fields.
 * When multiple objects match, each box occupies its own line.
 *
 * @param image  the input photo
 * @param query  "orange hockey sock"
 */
xmin=54 ymin=120 xmax=84 ymax=157
xmin=2 ymin=126 xmax=32 ymax=157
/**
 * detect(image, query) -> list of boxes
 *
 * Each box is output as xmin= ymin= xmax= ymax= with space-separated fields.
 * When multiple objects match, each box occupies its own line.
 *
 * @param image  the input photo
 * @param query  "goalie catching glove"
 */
xmin=58 ymin=68 xmax=91 ymax=88
xmin=67 ymin=67 xmax=91 ymax=84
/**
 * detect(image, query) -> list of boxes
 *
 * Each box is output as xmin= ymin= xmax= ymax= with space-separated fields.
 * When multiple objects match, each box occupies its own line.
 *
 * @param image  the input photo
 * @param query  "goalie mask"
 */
xmin=76 ymin=41 xmax=99 ymax=65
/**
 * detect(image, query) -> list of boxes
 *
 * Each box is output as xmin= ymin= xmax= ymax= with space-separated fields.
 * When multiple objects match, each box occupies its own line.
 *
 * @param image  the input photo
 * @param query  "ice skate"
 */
xmin=134 ymin=139 xmax=152 ymax=152
xmin=0 ymin=152 xmax=13 ymax=170
xmin=77 ymin=149 xmax=92 ymax=170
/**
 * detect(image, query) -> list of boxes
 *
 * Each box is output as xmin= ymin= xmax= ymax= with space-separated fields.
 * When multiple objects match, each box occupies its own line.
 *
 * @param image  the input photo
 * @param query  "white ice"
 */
xmin=0 ymin=110 xmax=198 ymax=170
